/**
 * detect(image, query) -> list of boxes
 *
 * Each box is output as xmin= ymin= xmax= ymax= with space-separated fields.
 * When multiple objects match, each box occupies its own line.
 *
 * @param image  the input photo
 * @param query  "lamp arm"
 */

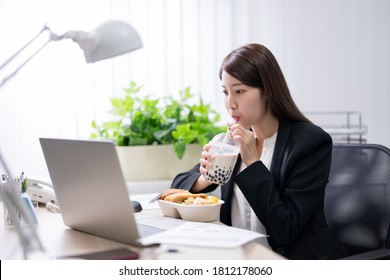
xmin=0 ymin=24 xmax=57 ymax=258
xmin=55 ymin=30 xmax=89 ymax=44
xmin=0 ymin=151 xmax=48 ymax=259
xmin=0 ymin=20 xmax=141 ymax=259
xmin=0 ymin=25 xmax=54 ymax=89
xmin=0 ymin=25 xmax=49 ymax=71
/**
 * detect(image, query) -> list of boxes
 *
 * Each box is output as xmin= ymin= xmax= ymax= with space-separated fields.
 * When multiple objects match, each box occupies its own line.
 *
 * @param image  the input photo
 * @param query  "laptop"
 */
xmin=39 ymin=138 xmax=164 ymax=247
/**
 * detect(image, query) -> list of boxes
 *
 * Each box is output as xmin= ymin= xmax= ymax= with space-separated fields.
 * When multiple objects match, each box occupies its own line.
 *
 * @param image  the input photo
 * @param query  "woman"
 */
xmin=171 ymin=43 xmax=347 ymax=260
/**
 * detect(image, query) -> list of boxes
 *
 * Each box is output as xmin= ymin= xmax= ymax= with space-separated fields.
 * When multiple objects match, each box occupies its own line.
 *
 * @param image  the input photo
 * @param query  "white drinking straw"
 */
xmin=219 ymin=118 xmax=236 ymax=152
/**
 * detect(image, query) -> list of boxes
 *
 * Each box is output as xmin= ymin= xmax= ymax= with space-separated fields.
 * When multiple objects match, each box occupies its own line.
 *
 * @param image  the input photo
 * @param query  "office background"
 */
xmin=0 ymin=0 xmax=389 ymax=179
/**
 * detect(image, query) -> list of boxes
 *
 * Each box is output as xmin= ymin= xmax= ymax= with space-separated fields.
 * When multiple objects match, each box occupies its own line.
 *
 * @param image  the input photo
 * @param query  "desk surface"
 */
xmin=0 ymin=202 xmax=284 ymax=260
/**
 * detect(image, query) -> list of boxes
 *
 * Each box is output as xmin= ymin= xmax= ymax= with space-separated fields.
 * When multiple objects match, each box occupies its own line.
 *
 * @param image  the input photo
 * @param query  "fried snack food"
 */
xmin=191 ymin=196 xmax=219 ymax=205
xmin=160 ymin=188 xmax=190 ymax=200
xmin=160 ymin=189 xmax=219 ymax=205
xmin=183 ymin=196 xmax=217 ymax=205
xmin=164 ymin=192 xmax=207 ymax=203
xmin=183 ymin=196 xmax=195 ymax=205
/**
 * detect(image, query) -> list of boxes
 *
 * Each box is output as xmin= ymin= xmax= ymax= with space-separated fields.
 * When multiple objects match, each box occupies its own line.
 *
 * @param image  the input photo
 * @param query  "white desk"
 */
xmin=0 ymin=202 xmax=284 ymax=260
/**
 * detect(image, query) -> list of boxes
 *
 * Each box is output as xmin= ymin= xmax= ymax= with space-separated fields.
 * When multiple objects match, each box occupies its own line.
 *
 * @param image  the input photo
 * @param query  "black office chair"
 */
xmin=325 ymin=143 xmax=390 ymax=259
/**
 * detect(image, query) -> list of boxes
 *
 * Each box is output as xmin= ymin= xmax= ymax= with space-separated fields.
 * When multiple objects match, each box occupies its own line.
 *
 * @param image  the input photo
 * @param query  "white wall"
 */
xmin=1 ymin=0 xmax=389 ymax=179
xmin=250 ymin=0 xmax=390 ymax=147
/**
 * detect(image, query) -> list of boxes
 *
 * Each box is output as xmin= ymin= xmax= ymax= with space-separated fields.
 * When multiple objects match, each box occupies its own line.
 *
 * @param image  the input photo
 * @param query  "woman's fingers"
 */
xmin=199 ymin=156 xmax=213 ymax=171
xmin=230 ymin=124 xmax=251 ymax=143
xmin=199 ymin=147 xmax=214 ymax=175
xmin=199 ymin=157 xmax=212 ymax=167
xmin=199 ymin=164 xmax=208 ymax=176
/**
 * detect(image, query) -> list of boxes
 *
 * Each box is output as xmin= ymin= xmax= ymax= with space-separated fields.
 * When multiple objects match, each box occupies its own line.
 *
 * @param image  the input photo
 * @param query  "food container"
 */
xmin=157 ymin=199 xmax=225 ymax=222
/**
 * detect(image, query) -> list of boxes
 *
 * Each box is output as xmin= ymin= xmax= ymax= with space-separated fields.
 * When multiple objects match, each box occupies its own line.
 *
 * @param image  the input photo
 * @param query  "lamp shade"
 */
xmin=62 ymin=20 xmax=143 ymax=63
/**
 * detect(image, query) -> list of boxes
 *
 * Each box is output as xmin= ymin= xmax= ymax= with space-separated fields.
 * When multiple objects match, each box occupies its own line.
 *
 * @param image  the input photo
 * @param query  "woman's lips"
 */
xmin=232 ymin=116 xmax=239 ymax=123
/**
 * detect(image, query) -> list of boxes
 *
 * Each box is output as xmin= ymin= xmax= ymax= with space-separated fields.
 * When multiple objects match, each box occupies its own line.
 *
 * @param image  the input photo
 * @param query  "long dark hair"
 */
xmin=219 ymin=43 xmax=310 ymax=123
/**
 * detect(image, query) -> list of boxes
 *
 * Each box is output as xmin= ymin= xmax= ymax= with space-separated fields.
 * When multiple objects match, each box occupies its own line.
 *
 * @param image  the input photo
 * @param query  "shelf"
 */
xmin=305 ymin=111 xmax=367 ymax=143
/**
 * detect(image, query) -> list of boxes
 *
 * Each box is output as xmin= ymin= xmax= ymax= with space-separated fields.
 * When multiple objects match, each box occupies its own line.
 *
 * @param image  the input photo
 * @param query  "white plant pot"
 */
xmin=116 ymin=144 xmax=202 ymax=181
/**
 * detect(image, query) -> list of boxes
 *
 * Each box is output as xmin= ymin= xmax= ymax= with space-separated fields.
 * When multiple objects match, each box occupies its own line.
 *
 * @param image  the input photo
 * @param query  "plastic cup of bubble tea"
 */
xmin=203 ymin=133 xmax=240 ymax=185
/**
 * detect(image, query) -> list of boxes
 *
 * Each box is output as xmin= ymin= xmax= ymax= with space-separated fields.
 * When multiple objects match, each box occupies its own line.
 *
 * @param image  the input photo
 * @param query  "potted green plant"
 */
xmin=90 ymin=81 xmax=225 ymax=181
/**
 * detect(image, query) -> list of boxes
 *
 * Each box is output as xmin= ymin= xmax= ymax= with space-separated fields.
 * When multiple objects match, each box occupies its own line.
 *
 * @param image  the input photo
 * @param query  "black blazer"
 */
xmin=171 ymin=119 xmax=346 ymax=259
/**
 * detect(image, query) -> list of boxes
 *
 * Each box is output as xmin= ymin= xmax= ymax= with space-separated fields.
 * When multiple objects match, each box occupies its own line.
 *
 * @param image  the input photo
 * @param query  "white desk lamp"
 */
xmin=0 ymin=20 xmax=142 ymax=259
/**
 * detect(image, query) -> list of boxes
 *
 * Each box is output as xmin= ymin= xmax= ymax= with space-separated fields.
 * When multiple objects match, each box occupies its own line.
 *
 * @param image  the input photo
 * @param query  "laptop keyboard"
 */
xmin=137 ymin=224 xmax=165 ymax=238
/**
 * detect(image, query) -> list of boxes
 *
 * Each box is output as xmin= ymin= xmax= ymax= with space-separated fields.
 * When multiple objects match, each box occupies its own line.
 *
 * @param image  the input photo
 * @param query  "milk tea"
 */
xmin=204 ymin=152 xmax=238 ymax=185
xmin=203 ymin=133 xmax=239 ymax=185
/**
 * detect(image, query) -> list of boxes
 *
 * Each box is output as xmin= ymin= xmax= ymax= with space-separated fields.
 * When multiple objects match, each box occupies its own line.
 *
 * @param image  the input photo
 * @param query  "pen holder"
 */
xmin=3 ymin=200 xmax=21 ymax=227
xmin=3 ymin=192 xmax=38 ymax=227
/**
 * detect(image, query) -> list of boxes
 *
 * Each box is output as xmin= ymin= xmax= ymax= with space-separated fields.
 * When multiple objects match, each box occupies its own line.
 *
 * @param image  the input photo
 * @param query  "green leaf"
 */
xmin=172 ymin=124 xmax=197 ymax=144
xmin=173 ymin=142 xmax=186 ymax=159
xmin=90 ymin=81 xmax=224 ymax=159
xmin=21 ymin=177 xmax=28 ymax=193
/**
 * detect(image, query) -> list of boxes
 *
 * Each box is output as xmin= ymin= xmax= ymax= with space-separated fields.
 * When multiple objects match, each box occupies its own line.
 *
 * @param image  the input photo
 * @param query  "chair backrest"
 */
xmin=325 ymin=143 xmax=390 ymax=256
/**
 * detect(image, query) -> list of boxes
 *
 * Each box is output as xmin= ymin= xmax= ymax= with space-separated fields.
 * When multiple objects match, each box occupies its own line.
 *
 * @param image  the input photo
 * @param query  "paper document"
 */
xmin=142 ymin=222 xmax=266 ymax=248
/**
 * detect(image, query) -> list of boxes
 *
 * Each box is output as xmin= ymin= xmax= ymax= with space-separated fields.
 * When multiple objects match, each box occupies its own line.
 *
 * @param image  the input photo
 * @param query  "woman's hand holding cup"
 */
xmin=199 ymin=143 xmax=214 ymax=177
xmin=200 ymin=133 xmax=240 ymax=185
